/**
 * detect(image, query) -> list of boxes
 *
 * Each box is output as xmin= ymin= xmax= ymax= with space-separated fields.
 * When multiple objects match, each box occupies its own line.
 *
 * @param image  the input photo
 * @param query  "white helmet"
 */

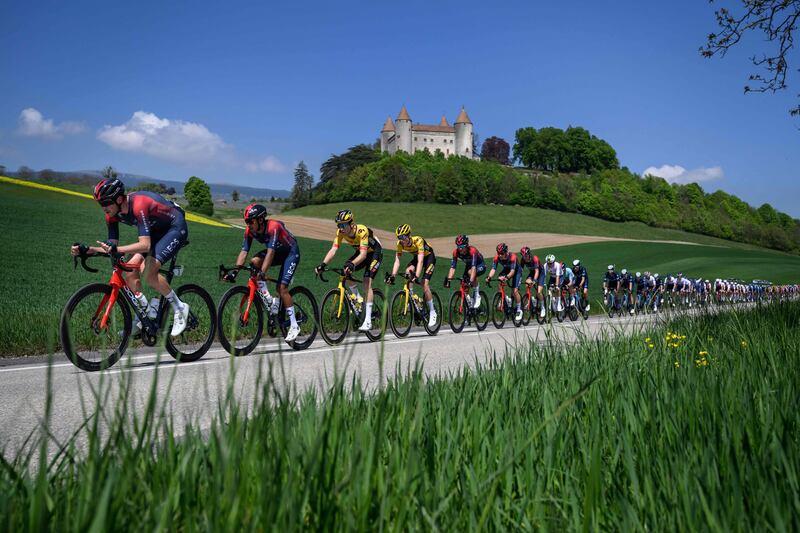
xmin=621 ymin=268 xmax=627 ymax=275
xmin=636 ymin=272 xmax=641 ymax=278
xmin=573 ymin=259 xmax=581 ymax=267
xmin=608 ymin=264 xmax=615 ymax=270
xmin=654 ymin=273 xmax=659 ymax=278
xmin=546 ymin=254 xmax=555 ymax=263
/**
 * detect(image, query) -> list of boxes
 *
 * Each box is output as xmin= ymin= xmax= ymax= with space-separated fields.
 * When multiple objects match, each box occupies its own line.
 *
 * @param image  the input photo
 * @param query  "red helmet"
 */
xmin=496 ymin=242 xmax=508 ymax=255
xmin=520 ymin=246 xmax=532 ymax=262
xmin=243 ymin=203 xmax=268 ymax=223
xmin=93 ymin=178 xmax=124 ymax=205
xmin=455 ymin=234 xmax=469 ymax=247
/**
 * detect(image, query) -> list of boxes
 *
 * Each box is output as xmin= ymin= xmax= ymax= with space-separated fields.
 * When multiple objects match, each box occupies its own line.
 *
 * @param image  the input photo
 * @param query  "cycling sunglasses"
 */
xmin=457 ymin=244 xmax=468 ymax=249
xmin=337 ymin=223 xmax=350 ymax=230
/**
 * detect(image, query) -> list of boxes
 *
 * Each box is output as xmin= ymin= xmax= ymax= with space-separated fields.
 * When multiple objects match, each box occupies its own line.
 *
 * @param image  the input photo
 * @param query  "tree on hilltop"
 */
xmin=291 ymin=161 xmax=314 ymax=207
xmin=480 ymin=136 xmax=510 ymax=164
xmin=184 ymin=176 xmax=214 ymax=216
xmin=319 ymin=144 xmax=380 ymax=184
xmin=101 ymin=165 xmax=118 ymax=180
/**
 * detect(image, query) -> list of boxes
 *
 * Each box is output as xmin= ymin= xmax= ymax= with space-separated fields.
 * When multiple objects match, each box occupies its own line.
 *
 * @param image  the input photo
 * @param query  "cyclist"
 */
xmin=621 ymin=269 xmax=634 ymax=314
xmin=653 ymin=273 xmax=663 ymax=311
xmin=572 ymin=259 xmax=590 ymax=312
xmin=486 ymin=242 xmax=523 ymax=322
xmin=223 ymin=204 xmax=301 ymax=342
xmin=71 ymin=178 xmax=190 ymax=336
xmin=543 ymin=254 xmax=564 ymax=312
xmin=560 ymin=261 xmax=576 ymax=310
xmin=388 ymin=223 xmax=437 ymax=328
xmin=603 ymin=265 xmax=620 ymax=311
xmin=520 ymin=246 xmax=546 ymax=319
xmin=315 ymin=210 xmax=382 ymax=332
xmin=445 ymin=234 xmax=485 ymax=309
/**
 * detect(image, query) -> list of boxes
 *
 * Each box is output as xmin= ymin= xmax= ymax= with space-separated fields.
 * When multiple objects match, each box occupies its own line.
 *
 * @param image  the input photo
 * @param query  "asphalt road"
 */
xmin=0 ymin=312 xmax=665 ymax=460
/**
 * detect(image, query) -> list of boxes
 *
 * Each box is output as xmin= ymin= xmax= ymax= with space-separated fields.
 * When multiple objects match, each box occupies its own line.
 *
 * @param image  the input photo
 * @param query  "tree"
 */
xmin=231 ymin=189 xmax=240 ymax=202
xmin=480 ymin=136 xmax=511 ymax=164
xmin=184 ymin=176 xmax=214 ymax=216
xmin=0 ymin=165 xmax=6 ymax=176
xmin=701 ymin=0 xmax=800 ymax=117
xmin=291 ymin=161 xmax=314 ymax=207
xmin=101 ymin=165 xmax=118 ymax=180
xmin=319 ymin=144 xmax=380 ymax=184
xmin=18 ymin=166 xmax=34 ymax=179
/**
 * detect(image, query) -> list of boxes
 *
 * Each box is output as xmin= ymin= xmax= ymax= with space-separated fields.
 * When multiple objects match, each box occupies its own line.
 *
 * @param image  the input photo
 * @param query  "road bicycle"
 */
xmin=520 ymin=281 xmax=546 ymax=326
xmin=572 ymin=288 xmax=591 ymax=320
xmin=61 ymin=245 xmax=216 ymax=372
xmin=386 ymin=272 xmax=442 ymax=337
xmin=545 ymin=282 xmax=566 ymax=323
xmin=562 ymin=286 xmax=580 ymax=322
xmin=316 ymin=267 xmax=385 ymax=345
xmin=446 ymin=276 xmax=489 ymax=333
xmin=216 ymin=264 xmax=318 ymax=355
xmin=604 ymin=288 xmax=623 ymax=318
xmin=487 ymin=279 xmax=523 ymax=329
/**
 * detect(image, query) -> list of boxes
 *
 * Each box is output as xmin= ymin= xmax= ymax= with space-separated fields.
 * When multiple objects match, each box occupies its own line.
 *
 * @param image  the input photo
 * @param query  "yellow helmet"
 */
xmin=335 ymin=209 xmax=354 ymax=224
xmin=396 ymin=223 xmax=411 ymax=237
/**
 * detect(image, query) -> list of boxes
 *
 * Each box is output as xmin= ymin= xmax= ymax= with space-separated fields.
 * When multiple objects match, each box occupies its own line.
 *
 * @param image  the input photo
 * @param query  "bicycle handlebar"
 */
xmin=218 ymin=264 xmax=276 ymax=283
xmin=72 ymin=243 xmax=132 ymax=273
xmin=315 ymin=266 xmax=362 ymax=284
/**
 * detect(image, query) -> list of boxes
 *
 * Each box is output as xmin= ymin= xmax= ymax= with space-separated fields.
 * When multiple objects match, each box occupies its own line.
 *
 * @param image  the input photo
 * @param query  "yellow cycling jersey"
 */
xmin=396 ymin=235 xmax=433 ymax=256
xmin=333 ymin=223 xmax=381 ymax=252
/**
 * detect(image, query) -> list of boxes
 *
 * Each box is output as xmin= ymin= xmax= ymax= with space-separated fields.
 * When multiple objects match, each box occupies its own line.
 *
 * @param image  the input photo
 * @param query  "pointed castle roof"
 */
xmin=382 ymin=116 xmax=395 ymax=132
xmin=455 ymin=107 xmax=472 ymax=125
xmin=439 ymin=115 xmax=450 ymax=127
xmin=396 ymin=105 xmax=411 ymax=121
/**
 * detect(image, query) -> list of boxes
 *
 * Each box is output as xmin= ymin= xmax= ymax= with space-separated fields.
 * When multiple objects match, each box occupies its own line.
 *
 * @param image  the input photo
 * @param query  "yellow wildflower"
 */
xmin=741 ymin=340 xmax=748 ymax=348
xmin=699 ymin=351 xmax=708 ymax=356
xmin=648 ymin=343 xmax=654 ymax=348
xmin=645 ymin=337 xmax=652 ymax=343
xmin=674 ymin=361 xmax=680 ymax=368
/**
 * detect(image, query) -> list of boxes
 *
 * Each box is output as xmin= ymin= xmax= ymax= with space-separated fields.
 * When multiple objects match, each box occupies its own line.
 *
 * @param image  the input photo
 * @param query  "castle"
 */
xmin=380 ymin=105 xmax=476 ymax=159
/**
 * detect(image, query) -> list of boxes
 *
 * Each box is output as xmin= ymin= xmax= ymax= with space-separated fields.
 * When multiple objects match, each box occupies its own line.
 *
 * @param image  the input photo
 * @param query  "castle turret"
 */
xmin=454 ymin=106 xmax=473 ymax=158
xmin=395 ymin=105 xmax=412 ymax=153
xmin=381 ymin=116 xmax=395 ymax=153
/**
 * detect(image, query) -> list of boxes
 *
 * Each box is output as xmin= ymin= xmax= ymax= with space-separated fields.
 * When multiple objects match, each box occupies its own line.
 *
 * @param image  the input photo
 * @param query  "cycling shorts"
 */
xmin=526 ymin=269 xmax=545 ymax=287
xmin=575 ymin=276 xmax=589 ymax=289
xmin=500 ymin=267 xmax=522 ymax=289
xmin=406 ymin=253 xmax=436 ymax=281
xmin=462 ymin=259 xmax=486 ymax=279
xmin=348 ymin=248 xmax=383 ymax=279
xmin=254 ymin=243 xmax=300 ymax=286
xmin=151 ymin=215 xmax=188 ymax=265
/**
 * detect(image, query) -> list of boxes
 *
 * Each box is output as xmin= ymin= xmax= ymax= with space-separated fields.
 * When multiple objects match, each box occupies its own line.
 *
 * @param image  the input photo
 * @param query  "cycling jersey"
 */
xmin=521 ymin=255 xmax=545 ymax=285
xmin=635 ymin=276 xmax=647 ymax=291
xmin=333 ymin=224 xmax=381 ymax=252
xmin=491 ymin=253 xmax=519 ymax=274
xmin=451 ymin=246 xmax=486 ymax=277
xmin=621 ymin=273 xmax=633 ymax=289
xmin=396 ymin=235 xmax=433 ymax=257
xmin=105 ymin=191 xmax=187 ymax=264
xmin=561 ymin=267 xmax=576 ymax=286
xmin=604 ymin=271 xmax=620 ymax=288
xmin=242 ymin=219 xmax=297 ymax=255
xmin=543 ymin=261 xmax=563 ymax=278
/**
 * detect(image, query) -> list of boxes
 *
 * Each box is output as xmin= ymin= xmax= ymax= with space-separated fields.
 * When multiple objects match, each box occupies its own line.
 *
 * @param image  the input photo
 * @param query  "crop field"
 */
xmin=2 ymin=181 xmax=799 ymax=355
xmin=289 ymin=202 xmax=771 ymax=250
xmin=2 ymin=302 xmax=798 ymax=530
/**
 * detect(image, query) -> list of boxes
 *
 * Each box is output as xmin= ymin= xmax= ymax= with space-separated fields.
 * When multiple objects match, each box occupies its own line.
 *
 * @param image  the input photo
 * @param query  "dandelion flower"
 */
xmin=741 ymin=340 xmax=748 ymax=348
xmin=674 ymin=361 xmax=680 ymax=368
xmin=699 ymin=351 xmax=708 ymax=356
xmin=648 ymin=343 xmax=654 ymax=348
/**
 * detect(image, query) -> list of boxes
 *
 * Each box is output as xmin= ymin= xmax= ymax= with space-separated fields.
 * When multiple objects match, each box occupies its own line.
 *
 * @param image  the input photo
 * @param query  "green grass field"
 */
xmin=3 ymin=303 xmax=799 ymax=530
xmin=2 ymin=181 xmax=799 ymax=354
xmin=289 ymin=202 xmax=773 ymax=250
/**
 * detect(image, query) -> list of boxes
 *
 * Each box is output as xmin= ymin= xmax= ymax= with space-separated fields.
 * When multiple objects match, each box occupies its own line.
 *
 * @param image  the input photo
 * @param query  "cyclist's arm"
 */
xmin=234 ymin=250 xmax=248 ymax=268
xmin=260 ymin=248 xmax=276 ymax=274
xmin=391 ymin=253 xmax=401 ymax=277
xmin=351 ymin=248 xmax=367 ymax=266
xmin=486 ymin=267 xmax=496 ymax=280
xmin=415 ymin=252 xmax=424 ymax=279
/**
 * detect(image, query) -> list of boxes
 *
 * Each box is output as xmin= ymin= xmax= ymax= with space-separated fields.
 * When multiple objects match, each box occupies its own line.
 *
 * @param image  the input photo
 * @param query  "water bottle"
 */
xmin=505 ymin=295 xmax=512 ymax=308
xmin=172 ymin=265 xmax=184 ymax=277
xmin=147 ymin=297 xmax=160 ymax=319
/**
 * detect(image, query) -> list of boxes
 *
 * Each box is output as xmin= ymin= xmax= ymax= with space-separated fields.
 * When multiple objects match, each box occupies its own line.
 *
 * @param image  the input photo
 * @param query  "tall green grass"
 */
xmin=1 ymin=302 xmax=798 ymax=530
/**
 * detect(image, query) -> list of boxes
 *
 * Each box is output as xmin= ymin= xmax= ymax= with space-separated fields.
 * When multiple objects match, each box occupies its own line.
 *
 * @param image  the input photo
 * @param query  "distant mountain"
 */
xmin=76 ymin=170 xmax=290 ymax=199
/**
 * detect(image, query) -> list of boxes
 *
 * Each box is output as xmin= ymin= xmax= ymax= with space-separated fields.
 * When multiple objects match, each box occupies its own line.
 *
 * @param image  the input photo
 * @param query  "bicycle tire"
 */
xmin=363 ymin=289 xmax=386 ymax=342
xmin=217 ymin=285 xmax=263 ymax=356
xmin=275 ymin=286 xmax=319 ymax=350
xmin=60 ymin=283 xmax=131 ymax=372
xmin=521 ymin=292 xmax=532 ymax=326
xmin=475 ymin=290 xmax=490 ymax=331
xmin=448 ymin=291 xmax=467 ymax=333
xmin=166 ymin=284 xmax=217 ymax=362
xmin=389 ymin=290 xmax=413 ymax=338
xmin=423 ymin=291 xmax=443 ymax=335
xmin=491 ymin=292 xmax=506 ymax=329
xmin=320 ymin=288 xmax=349 ymax=345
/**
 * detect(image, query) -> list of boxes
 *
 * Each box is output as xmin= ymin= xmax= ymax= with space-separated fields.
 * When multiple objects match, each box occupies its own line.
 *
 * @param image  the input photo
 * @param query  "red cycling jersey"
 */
xmin=242 ymin=219 xmax=297 ymax=255
xmin=106 ymin=191 xmax=184 ymax=241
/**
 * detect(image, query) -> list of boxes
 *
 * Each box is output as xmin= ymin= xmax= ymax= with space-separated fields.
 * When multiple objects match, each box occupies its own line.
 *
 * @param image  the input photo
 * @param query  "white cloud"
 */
xmin=97 ymin=111 xmax=232 ymax=164
xmin=17 ymin=108 xmax=86 ymax=139
xmin=642 ymin=164 xmax=723 ymax=184
xmin=246 ymin=155 xmax=287 ymax=173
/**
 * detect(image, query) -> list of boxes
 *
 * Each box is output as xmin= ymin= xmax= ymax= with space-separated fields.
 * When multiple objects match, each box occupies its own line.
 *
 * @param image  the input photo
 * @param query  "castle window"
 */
xmin=414 ymin=137 xmax=418 ymax=141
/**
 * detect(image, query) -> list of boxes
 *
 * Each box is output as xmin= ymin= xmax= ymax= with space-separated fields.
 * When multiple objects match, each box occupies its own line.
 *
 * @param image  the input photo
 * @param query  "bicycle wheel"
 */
xmin=320 ymin=288 xmax=350 ymax=345
xmin=491 ymin=293 xmax=506 ymax=329
xmin=449 ymin=291 xmax=467 ymax=333
xmin=535 ymin=295 xmax=547 ymax=325
xmin=568 ymin=298 xmax=579 ymax=322
xmin=556 ymin=294 xmax=566 ymax=323
xmin=474 ymin=290 xmax=490 ymax=331
xmin=60 ymin=283 xmax=131 ymax=372
xmin=389 ymin=290 xmax=413 ymax=338
xmin=166 ymin=284 xmax=216 ymax=362
xmin=521 ymin=292 xmax=532 ymax=326
xmin=217 ymin=285 xmax=263 ymax=356
xmin=363 ymin=289 xmax=386 ymax=341
xmin=276 ymin=286 xmax=319 ymax=350
xmin=423 ymin=291 xmax=443 ymax=335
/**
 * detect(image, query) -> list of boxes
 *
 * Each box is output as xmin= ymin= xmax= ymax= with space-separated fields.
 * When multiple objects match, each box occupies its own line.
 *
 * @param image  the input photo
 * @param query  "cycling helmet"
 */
xmin=608 ymin=264 xmax=615 ymax=271
xmin=546 ymin=254 xmax=556 ymax=264
xmin=396 ymin=223 xmax=411 ymax=237
xmin=560 ymin=261 xmax=566 ymax=270
xmin=654 ymin=273 xmax=659 ymax=278
xmin=243 ymin=203 xmax=268 ymax=222
xmin=573 ymin=259 xmax=581 ymax=267
xmin=93 ymin=178 xmax=125 ymax=205
xmin=621 ymin=269 xmax=627 ymax=275
xmin=520 ymin=246 xmax=532 ymax=262
xmin=636 ymin=272 xmax=641 ymax=278
xmin=496 ymin=242 xmax=508 ymax=255
xmin=705 ymin=279 xmax=709 ymax=283
xmin=455 ymin=234 xmax=469 ymax=247
xmin=335 ymin=209 xmax=354 ymax=224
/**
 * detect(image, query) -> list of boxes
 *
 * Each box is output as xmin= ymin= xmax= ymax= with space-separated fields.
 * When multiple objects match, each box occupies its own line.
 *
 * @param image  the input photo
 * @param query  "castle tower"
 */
xmin=380 ymin=116 xmax=395 ymax=152
xmin=395 ymin=105 xmax=412 ymax=153
xmin=454 ymin=106 xmax=473 ymax=158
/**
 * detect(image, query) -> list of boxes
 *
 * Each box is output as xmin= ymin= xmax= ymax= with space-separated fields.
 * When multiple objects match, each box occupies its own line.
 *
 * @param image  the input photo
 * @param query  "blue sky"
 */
xmin=1 ymin=0 xmax=798 ymax=216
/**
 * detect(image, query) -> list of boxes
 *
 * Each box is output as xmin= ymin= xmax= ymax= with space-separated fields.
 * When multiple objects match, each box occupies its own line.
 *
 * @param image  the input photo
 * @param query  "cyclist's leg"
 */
xmin=146 ymin=227 xmax=186 ymax=299
xmin=421 ymin=255 xmax=435 ymax=303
